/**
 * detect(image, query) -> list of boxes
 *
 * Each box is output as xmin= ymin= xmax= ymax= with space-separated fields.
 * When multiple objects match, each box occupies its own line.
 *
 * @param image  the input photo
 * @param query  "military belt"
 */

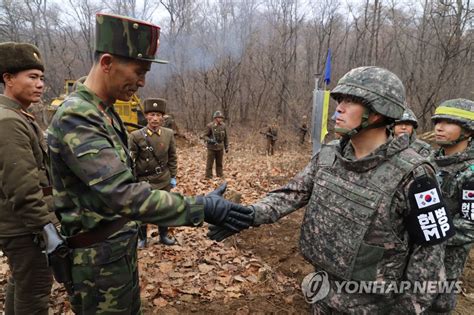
xmin=67 ymin=217 xmax=129 ymax=249
xmin=138 ymin=165 xmax=168 ymax=177
xmin=42 ymin=186 xmax=53 ymax=196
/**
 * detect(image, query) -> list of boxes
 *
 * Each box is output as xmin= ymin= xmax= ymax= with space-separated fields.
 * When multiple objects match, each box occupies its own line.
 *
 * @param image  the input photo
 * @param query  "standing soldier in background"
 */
xmin=209 ymin=67 xmax=453 ymax=314
xmin=163 ymin=113 xmax=179 ymax=136
xmin=130 ymin=98 xmax=177 ymax=247
xmin=47 ymin=13 xmax=254 ymax=314
xmin=299 ymin=115 xmax=309 ymax=144
xmin=262 ymin=121 xmax=278 ymax=155
xmin=0 ymin=42 xmax=55 ymax=315
xmin=428 ymin=99 xmax=474 ymax=314
xmin=393 ymin=108 xmax=432 ymax=157
xmin=202 ymin=110 xmax=229 ymax=178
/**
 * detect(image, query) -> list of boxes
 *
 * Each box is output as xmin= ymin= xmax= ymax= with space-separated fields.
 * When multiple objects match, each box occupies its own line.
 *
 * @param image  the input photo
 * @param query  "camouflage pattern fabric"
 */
xmin=47 ymin=83 xmax=204 ymax=313
xmin=410 ymin=138 xmax=432 ymax=158
xmin=330 ymin=66 xmax=406 ymax=119
xmin=395 ymin=108 xmax=418 ymax=128
xmin=252 ymin=135 xmax=446 ymax=313
xmin=95 ymin=13 xmax=167 ymax=64
xmin=429 ymin=141 xmax=474 ymax=313
xmin=47 ymin=83 xmax=203 ymax=237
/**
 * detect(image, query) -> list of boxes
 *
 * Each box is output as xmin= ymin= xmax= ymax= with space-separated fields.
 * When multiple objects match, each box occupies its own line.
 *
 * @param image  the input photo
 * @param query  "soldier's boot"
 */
xmin=159 ymin=227 xmax=176 ymax=246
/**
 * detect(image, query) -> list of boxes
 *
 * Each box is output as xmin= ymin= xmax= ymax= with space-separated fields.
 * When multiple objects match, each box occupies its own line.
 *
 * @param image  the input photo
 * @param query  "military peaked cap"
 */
xmin=95 ymin=13 xmax=167 ymax=64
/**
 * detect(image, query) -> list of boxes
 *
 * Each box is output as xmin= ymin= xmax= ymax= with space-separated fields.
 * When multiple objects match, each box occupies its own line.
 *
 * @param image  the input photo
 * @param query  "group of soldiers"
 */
xmin=0 ymin=12 xmax=472 ymax=315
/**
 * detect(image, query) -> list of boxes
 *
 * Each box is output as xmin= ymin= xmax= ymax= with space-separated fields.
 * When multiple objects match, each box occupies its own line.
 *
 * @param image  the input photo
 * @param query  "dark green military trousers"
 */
xmin=0 ymin=234 xmax=53 ymax=315
xmin=266 ymin=139 xmax=276 ymax=155
xmin=206 ymin=149 xmax=224 ymax=178
xmin=69 ymin=227 xmax=141 ymax=315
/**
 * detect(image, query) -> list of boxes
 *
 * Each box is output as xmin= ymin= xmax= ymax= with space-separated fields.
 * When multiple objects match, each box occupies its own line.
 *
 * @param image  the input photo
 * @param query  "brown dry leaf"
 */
xmin=152 ymin=297 xmax=168 ymax=308
xmin=158 ymin=262 xmax=174 ymax=273
xmin=233 ymin=275 xmax=246 ymax=282
xmin=198 ymin=263 xmax=214 ymax=273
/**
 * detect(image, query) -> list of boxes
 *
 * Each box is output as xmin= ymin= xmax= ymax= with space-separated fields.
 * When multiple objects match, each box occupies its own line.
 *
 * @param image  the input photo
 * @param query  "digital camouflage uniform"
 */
xmin=248 ymin=67 xmax=451 ymax=314
xmin=0 ymin=42 xmax=55 ymax=315
xmin=264 ymin=125 xmax=278 ymax=155
xmin=428 ymin=99 xmax=474 ymax=313
xmin=47 ymin=14 xmax=204 ymax=314
xmin=129 ymin=98 xmax=177 ymax=246
xmin=394 ymin=108 xmax=432 ymax=158
xmin=202 ymin=111 xmax=229 ymax=178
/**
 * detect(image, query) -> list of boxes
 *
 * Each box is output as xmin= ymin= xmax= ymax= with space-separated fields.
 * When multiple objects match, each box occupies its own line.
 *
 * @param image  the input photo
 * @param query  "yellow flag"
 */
xmin=320 ymin=91 xmax=330 ymax=142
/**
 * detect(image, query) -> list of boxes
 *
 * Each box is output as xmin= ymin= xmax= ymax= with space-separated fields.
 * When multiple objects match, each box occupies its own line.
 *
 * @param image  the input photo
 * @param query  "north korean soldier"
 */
xmin=0 ymin=42 xmax=55 ymax=315
xmin=47 ymin=13 xmax=253 ymax=314
xmin=393 ymin=107 xmax=432 ymax=157
xmin=427 ymin=99 xmax=474 ymax=314
xmin=299 ymin=115 xmax=309 ymax=144
xmin=209 ymin=66 xmax=454 ymax=314
xmin=262 ymin=122 xmax=278 ymax=155
xmin=202 ymin=110 xmax=229 ymax=178
xmin=130 ymin=98 xmax=177 ymax=246
xmin=163 ymin=113 xmax=179 ymax=135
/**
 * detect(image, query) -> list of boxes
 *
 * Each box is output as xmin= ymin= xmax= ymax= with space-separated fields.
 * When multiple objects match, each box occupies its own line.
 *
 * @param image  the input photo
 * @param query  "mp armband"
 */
xmin=460 ymin=180 xmax=474 ymax=221
xmin=406 ymin=175 xmax=455 ymax=245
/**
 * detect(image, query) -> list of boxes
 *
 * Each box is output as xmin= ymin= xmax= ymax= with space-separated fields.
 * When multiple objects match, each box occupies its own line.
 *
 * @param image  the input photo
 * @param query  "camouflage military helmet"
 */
xmin=431 ymin=98 xmax=474 ymax=132
xmin=213 ymin=111 xmax=224 ymax=119
xmin=394 ymin=108 xmax=418 ymax=129
xmin=0 ymin=42 xmax=44 ymax=83
xmin=95 ymin=13 xmax=167 ymax=64
xmin=330 ymin=66 xmax=406 ymax=119
xmin=144 ymin=98 xmax=166 ymax=114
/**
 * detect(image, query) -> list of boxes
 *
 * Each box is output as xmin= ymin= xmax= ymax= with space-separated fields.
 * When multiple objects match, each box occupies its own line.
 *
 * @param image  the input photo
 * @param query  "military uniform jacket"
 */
xmin=202 ymin=122 xmax=228 ymax=151
xmin=0 ymin=95 xmax=54 ymax=237
xmin=129 ymin=126 xmax=177 ymax=190
xmin=47 ymin=83 xmax=203 ymax=238
xmin=252 ymin=135 xmax=447 ymax=313
xmin=432 ymin=142 xmax=474 ymax=276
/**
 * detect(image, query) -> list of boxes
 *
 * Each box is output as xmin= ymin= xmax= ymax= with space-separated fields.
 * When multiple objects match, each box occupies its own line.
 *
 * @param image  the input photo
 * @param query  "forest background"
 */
xmin=1 ymin=0 xmax=473 ymax=134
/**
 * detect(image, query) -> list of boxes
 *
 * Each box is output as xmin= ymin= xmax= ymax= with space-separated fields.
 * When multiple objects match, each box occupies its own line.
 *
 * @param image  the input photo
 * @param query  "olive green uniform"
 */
xmin=265 ymin=126 xmax=278 ymax=155
xmin=0 ymin=95 xmax=55 ymax=315
xmin=202 ymin=122 xmax=228 ymax=178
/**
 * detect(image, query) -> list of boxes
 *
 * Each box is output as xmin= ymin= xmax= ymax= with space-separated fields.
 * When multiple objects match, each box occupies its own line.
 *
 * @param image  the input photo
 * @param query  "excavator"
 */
xmin=48 ymin=78 xmax=145 ymax=131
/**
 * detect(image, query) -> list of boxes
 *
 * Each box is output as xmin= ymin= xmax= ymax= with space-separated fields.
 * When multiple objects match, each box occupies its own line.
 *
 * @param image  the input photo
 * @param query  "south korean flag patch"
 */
xmin=407 ymin=175 xmax=455 ymax=245
xmin=460 ymin=180 xmax=474 ymax=221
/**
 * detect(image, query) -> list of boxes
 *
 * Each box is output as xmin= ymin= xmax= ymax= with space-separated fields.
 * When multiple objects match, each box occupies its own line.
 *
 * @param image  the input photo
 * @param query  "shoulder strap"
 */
xmin=317 ymin=144 xmax=337 ymax=168
xmin=139 ymin=128 xmax=165 ymax=168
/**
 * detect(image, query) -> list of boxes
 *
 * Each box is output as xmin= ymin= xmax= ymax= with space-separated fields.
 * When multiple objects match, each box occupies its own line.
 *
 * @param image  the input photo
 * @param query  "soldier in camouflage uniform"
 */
xmin=129 ymin=98 xmax=177 ymax=246
xmin=263 ymin=122 xmax=278 ymax=155
xmin=0 ymin=42 xmax=55 ymax=315
xmin=427 ymin=99 xmax=474 ymax=314
xmin=393 ymin=108 xmax=432 ymax=157
xmin=202 ymin=110 xmax=229 ymax=178
xmin=47 ymin=13 xmax=254 ymax=314
xmin=209 ymin=67 xmax=453 ymax=314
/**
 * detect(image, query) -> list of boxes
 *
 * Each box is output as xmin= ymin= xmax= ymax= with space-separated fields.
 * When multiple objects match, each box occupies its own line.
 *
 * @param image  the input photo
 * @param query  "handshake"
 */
xmin=198 ymin=183 xmax=254 ymax=242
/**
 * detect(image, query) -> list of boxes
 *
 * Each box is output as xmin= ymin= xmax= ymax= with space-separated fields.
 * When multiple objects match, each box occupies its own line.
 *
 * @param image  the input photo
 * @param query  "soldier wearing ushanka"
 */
xmin=130 ymin=98 xmax=178 ymax=246
xmin=0 ymin=42 xmax=55 ymax=315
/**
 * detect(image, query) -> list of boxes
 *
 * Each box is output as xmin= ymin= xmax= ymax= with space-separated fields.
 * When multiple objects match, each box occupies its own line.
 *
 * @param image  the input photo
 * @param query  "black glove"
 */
xmin=197 ymin=183 xmax=254 ymax=231
xmin=207 ymin=225 xmax=238 ymax=242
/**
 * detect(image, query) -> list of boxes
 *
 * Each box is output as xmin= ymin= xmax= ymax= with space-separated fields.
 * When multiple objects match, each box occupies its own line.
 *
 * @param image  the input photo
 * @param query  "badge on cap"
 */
xmin=153 ymin=103 xmax=158 ymax=108
xmin=33 ymin=52 xmax=39 ymax=60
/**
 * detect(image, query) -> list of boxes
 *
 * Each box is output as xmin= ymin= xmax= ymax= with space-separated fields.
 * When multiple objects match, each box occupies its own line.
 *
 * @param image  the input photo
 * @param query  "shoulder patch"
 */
xmin=406 ymin=175 xmax=455 ymax=245
xmin=460 ymin=180 xmax=474 ymax=221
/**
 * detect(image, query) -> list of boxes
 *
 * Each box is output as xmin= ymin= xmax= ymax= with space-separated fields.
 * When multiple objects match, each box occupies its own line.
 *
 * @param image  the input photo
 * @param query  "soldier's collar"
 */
xmin=0 ymin=94 xmax=26 ymax=111
xmin=75 ymin=82 xmax=110 ymax=109
xmin=147 ymin=127 xmax=161 ymax=136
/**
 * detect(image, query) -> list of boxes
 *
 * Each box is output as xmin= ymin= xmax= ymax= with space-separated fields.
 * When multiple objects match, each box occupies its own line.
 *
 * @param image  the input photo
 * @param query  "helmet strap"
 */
xmin=335 ymin=108 xmax=387 ymax=139
xmin=436 ymin=132 xmax=471 ymax=147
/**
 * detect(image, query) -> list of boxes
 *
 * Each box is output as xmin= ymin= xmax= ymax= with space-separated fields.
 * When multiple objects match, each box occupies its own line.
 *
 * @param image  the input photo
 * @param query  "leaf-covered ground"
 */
xmin=0 ymin=133 xmax=473 ymax=314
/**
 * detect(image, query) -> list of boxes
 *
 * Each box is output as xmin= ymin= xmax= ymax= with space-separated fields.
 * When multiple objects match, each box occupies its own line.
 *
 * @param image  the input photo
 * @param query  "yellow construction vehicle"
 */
xmin=48 ymin=78 xmax=145 ymax=131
